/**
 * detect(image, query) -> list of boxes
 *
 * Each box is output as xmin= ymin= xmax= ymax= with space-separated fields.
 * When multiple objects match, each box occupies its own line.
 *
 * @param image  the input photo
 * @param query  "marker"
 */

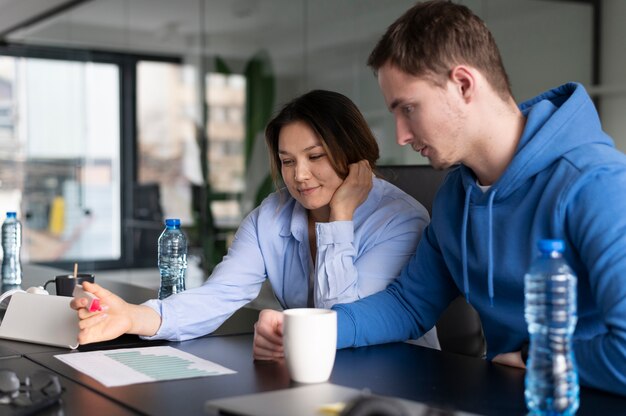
xmin=72 ymin=284 xmax=101 ymax=312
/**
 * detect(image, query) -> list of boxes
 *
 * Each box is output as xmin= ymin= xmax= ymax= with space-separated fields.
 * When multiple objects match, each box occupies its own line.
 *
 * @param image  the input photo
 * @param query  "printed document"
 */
xmin=55 ymin=346 xmax=236 ymax=387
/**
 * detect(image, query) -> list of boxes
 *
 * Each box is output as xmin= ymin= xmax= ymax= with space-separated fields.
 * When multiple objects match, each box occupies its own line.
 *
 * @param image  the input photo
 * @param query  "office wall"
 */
xmin=294 ymin=0 xmax=594 ymax=164
xmin=600 ymin=0 xmax=626 ymax=150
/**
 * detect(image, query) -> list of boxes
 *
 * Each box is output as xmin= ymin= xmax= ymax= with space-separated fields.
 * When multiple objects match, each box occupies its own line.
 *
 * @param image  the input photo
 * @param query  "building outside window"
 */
xmin=0 ymin=55 xmax=121 ymax=263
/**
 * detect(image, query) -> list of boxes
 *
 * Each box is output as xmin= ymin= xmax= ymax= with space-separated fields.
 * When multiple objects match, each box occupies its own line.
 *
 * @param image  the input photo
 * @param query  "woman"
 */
xmin=72 ymin=90 xmax=438 ymax=349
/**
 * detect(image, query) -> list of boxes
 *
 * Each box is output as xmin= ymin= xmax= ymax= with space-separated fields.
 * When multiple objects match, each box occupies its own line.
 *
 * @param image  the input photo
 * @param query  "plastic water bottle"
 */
xmin=1 ymin=212 xmax=22 ymax=286
xmin=158 ymin=218 xmax=187 ymax=300
xmin=524 ymin=239 xmax=579 ymax=415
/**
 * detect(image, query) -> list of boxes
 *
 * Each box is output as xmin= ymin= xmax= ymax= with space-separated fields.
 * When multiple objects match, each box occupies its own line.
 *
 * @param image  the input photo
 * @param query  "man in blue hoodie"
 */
xmin=253 ymin=0 xmax=626 ymax=396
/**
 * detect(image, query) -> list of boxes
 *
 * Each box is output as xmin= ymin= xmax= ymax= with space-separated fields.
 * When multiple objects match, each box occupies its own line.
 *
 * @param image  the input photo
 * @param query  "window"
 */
xmin=0 ymin=54 xmax=121 ymax=263
xmin=136 ymin=61 xmax=198 ymax=223
xmin=135 ymin=65 xmax=248 ymax=268
xmin=206 ymin=72 xmax=246 ymax=229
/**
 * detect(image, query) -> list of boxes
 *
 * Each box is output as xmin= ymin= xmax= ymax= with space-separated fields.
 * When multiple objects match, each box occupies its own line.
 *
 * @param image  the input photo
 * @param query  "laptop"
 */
xmin=0 ymin=292 xmax=79 ymax=349
xmin=204 ymin=383 xmax=482 ymax=416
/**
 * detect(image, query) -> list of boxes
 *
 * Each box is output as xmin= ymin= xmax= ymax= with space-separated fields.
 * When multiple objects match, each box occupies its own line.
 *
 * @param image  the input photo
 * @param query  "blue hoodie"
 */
xmin=333 ymin=83 xmax=626 ymax=396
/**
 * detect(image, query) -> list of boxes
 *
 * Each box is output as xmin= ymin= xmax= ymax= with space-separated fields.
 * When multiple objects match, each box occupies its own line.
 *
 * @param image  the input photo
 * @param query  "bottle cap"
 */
xmin=537 ymin=239 xmax=565 ymax=253
xmin=6 ymin=212 xmax=16 ymax=218
xmin=165 ymin=218 xmax=181 ymax=227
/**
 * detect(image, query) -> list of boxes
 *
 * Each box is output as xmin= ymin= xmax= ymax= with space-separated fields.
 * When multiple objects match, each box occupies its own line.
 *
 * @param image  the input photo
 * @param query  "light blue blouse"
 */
xmin=143 ymin=177 xmax=433 ymax=343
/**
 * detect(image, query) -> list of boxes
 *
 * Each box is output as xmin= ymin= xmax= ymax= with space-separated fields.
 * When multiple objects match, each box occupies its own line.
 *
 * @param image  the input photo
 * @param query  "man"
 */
xmin=253 ymin=0 xmax=626 ymax=396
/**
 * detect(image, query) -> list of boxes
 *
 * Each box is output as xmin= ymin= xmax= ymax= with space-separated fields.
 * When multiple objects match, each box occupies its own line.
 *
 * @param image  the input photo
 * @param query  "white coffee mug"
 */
xmin=283 ymin=308 xmax=337 ymax=383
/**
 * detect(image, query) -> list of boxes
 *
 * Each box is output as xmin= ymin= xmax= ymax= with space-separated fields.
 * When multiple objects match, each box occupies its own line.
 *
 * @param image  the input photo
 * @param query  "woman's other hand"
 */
xmin=329 ymin=160 xmax=373 ymax=221
xmin=253 ymin=309 xmax=285 ymax=361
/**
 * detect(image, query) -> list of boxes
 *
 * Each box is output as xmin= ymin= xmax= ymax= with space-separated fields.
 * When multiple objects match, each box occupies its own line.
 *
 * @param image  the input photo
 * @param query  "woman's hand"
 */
xmin=329 ymin=160 xmax=373 ymax=222
xmin=70 ymin=281 xmax=160 ymax=345
xmin=253 ymin=309 xmax=285 ymax=361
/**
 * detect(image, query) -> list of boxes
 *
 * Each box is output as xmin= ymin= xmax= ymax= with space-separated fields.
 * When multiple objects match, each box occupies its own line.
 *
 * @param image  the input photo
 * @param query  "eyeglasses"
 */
xmin=0 ymin=369 xmax=64 ymax=415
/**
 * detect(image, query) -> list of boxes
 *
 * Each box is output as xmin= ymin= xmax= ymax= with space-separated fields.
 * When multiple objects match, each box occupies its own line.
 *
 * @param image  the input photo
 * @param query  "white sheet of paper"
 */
xmin=55 ymin=346 xmax=236 ymax=387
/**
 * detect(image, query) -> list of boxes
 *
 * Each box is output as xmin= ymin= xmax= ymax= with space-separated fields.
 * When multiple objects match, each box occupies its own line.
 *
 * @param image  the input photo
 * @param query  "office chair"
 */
xmin=131 ymin=183 xmax=164 ymax=267
xmin=377 ymin=165 xmax=486 ymax=358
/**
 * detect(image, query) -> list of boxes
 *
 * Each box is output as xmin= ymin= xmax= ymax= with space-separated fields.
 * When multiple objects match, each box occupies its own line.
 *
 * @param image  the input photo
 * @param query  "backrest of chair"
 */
xmin=377 ymin=165 xmax=448 ymax=216
xmin=377 ymin=164 xmax=486 ymax=358
xmin=132 ymin=183 xmax=164 ymax=266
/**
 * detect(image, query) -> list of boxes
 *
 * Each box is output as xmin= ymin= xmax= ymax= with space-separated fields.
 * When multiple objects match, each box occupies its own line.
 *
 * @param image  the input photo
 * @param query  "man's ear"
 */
xmin=449 ymin=65 xmax=475 ymax=101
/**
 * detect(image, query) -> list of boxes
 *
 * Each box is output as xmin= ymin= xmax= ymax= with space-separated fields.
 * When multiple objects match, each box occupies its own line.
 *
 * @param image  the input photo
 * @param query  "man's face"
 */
xmin=377 ymin=63 xmax=468 ymax=169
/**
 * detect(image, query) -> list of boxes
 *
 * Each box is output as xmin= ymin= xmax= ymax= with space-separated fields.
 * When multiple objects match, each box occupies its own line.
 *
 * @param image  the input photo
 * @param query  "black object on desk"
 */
xmin=0 ymin=368 xmax=64 ymax=416
xmin=0 ymin=356 xmax=138 ymax=415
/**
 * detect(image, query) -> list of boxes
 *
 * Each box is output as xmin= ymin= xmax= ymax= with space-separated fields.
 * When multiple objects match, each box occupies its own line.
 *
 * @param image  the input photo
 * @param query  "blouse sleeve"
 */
xmin=141 ymin=209 xmax=267 ymax=341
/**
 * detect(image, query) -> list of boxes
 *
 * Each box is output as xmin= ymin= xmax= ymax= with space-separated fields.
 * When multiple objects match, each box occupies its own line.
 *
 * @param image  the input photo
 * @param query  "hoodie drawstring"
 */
xmin=461 ymin=185 xmax=497 ymax=307
xmin=461 ymin=186 xmax=472 ymax=303
xmin=487 ymin=190 xmax=497 ymax=307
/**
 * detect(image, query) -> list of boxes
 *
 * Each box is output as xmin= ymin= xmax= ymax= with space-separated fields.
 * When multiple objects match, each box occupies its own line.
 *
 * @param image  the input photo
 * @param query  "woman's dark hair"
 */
xmin=265 ymin=90 xmax=380 ymax=187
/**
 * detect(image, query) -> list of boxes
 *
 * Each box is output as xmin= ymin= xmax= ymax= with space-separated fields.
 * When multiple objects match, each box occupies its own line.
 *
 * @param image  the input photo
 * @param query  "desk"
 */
xmin=22 ymin=334 xmax=626 ymax=416
xmin=4 ymin=268 xmax=625 ymax=415
xmin=14 ymin=264 xmax=157 ymax=305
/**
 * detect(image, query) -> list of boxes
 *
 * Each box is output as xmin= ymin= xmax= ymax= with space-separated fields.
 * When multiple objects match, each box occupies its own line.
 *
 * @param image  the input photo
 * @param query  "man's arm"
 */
xmin=333 ymin=225 xmax=458 ymax=348
xmin=566 ymin=168 xmax=626 ymax=396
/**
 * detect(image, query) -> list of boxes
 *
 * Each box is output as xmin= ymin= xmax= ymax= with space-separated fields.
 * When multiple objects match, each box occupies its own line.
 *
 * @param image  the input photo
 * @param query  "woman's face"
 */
xmin=278 ymin=121 xmax=343 ymax=221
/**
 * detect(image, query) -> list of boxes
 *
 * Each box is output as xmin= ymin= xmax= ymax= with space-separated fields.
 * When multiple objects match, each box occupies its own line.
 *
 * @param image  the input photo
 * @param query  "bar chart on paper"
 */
xmin=55 ymin=346 xmax=236 ymax=387
xmin=106 ymin=350 xmax=219 ymax=380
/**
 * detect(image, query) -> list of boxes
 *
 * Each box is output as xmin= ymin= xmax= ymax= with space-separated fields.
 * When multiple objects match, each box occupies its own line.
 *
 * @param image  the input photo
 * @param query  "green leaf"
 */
xmin=215 ymin=56 xmax=232 ymax=74
xmin=244 ymin=50 xmax=275 ymax=167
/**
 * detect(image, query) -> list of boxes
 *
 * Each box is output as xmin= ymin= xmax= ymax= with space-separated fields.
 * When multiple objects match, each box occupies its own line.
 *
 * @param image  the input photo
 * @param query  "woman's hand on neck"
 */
xmin=328 ymin=160 xmax=373 ymax=222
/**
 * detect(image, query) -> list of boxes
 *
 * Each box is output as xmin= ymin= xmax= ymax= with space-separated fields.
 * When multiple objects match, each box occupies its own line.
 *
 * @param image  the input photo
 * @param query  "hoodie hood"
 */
xmin=458 ymin=82 xmax=615 ymax=306
xmin=460 ymin=83 xmax=613 ymax=198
